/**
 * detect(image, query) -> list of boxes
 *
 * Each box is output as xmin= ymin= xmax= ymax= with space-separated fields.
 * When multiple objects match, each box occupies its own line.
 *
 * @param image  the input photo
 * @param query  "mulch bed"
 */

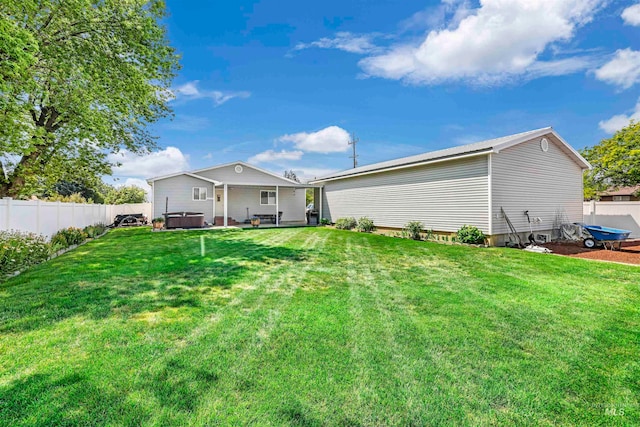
xmin=542 ymin=240 xmax=640 ymax=265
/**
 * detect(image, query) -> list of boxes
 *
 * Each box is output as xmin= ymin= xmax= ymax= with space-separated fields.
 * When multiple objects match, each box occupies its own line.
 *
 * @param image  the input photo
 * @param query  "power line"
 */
xmin=348 ymin=133 xmax=358 ymax=168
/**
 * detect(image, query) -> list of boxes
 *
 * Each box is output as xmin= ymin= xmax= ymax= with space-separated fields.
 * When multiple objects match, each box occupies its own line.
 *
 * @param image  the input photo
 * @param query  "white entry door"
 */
xmin=215 ymin=189 xmax=224 ymax=216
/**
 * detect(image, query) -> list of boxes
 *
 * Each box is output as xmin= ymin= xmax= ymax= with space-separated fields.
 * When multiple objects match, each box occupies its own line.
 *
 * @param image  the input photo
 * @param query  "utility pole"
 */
xmin=348 ymin=133 xmax=359 ymax=168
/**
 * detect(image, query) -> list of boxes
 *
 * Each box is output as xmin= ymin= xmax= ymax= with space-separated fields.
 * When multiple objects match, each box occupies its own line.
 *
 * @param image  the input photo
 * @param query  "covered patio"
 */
xmin=210 ymin=183 xmax=323 ymax=227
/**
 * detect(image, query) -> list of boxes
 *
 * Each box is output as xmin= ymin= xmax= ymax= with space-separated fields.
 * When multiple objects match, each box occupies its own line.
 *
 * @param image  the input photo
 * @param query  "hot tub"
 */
xmin=164 ymin=212 xmax=205 ymax=229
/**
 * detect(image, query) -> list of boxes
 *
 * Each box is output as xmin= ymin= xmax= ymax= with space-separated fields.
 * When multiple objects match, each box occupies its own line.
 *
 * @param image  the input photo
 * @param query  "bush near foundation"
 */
xmin=403 ymin=221 xmax=423 ymax=240
xmin=456 ymin=225 xmax=486 ymax=244
xmin=335 ymin=217 xmax=357 ymax=230
xmin=356 ymin=217 xmax=375 ymax=233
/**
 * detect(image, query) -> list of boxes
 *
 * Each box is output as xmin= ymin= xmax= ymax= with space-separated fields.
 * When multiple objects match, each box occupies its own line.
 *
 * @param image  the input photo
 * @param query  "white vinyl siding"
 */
xmin=225 ymin=186 xmax=305 ymax=222
xmin=152 ymin=175 xmax=214 ymax=221
xmin=260 ymin=190 xmax=276 ymax=205
xmin=321 ymin=156 xmax=490 ymax=232
xmin=491 ymin=135 xmax=584 ymax=235
xmin=192 ymin=187 xmax=207 ymax=201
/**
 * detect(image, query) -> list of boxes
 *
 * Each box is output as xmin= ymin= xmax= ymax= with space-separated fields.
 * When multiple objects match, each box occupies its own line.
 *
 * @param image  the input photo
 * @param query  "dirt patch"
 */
xmin=542 ymin=240 xmax=640 ymax=265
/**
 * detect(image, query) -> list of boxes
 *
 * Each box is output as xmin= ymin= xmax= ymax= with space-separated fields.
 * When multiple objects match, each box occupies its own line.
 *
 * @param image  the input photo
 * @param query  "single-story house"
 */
xmin=597 ymin=185 xmax=640 ymax=202
xmin=309 ymin=127 xmax=591 ymax=245
xmin=147 ymin=161 xmax=312 ymax=227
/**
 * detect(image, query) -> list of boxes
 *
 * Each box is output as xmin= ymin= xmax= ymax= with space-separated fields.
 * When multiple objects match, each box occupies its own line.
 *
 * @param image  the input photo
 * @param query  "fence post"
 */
xmin=56 ymin=201 xmax=61 ymax=230
xmin=590 ymin=200 xmax=596 ymax=225
xmin=4 ymin=197 xmax=11 ymax=230
xmin=36 ymin=200 xmax=41 ymax=234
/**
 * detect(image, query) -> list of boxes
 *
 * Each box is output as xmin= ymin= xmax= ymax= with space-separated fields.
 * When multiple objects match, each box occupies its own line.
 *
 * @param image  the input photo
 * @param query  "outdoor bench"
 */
xmin=253 ymin=212 xmax=283 ymax=224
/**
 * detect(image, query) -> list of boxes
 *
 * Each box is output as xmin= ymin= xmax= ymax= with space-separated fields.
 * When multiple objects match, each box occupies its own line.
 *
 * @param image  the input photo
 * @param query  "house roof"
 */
xmin=190 ymin=160 xmax=306 ymax=186
xmin=309 ymin=127 xmax=591 ymax=183
xmin=147 ymin=161 xmax=313 ymax=187
xmin=600 ymin=185 xmax=640 ymax=196
xmin=146 ymin=172 xmax=222 ymax=185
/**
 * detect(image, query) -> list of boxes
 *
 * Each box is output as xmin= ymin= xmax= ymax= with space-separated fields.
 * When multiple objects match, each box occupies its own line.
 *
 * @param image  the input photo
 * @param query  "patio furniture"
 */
xmin=164 ymin=212 xmax=205 ymax=229
xmin=253 ymin=211 xmax=283 ymax=224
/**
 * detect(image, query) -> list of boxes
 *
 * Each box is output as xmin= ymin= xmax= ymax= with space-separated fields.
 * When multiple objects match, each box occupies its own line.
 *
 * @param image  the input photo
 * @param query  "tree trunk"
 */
xmin=0 ymin=106 xmax=63 ymax=197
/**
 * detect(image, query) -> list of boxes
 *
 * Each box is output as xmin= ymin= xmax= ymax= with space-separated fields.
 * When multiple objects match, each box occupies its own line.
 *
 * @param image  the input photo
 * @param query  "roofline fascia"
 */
xmin=147 ymin=172 xmax=222 ymax=186
xmin=494 ymin=128 xmax=591 ymax=170
xmin=221 ymin=182 xmax=320 ymax=188
xmin=309 ymin=150 xmax=492 ymax=184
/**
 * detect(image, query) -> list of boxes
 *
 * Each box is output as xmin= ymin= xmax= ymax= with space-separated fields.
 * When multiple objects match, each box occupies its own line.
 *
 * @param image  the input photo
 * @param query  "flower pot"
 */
xmin=250 ymin=217 xmax=260 ymax=228
xmin=153 ymin=221 xmax=164 ymax=230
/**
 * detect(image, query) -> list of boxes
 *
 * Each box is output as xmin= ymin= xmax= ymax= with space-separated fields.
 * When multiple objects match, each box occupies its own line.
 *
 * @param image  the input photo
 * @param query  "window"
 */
xmin=613 ymin=195 xmax=630 ymax=201
xmin=192 ymin=187 xmax=207 ymax=201
xmin=260 ymin=190 xmax=276 ymax=205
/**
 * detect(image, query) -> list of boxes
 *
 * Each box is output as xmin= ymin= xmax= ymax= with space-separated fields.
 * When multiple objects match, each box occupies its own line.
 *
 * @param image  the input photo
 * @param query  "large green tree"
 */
xmin=103 ymin=184 xmax=147 ymax=204
xmin=581 ymin=122 xmax=640 ymax=199
xmin=0 ymin=0 xmax=179 ymax=198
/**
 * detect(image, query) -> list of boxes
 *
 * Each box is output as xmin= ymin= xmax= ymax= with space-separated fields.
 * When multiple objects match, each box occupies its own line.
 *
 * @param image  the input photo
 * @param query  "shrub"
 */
xmin=152 ymin=217 xmax=165 ymax=223
xmin=50 ymin=227 xmax=87 ymax=251
xmin=83 ymin=223 xmax=108 ymax=238
xmin=334 ymin=217 xmax=357 ymax=230
xmin=424 ymin=228 xmax=435 ymax=240
xmin=456 ymin=225 xmax=486 ymax=244
xmin=0 ymin=231 xmax=51 ymax=277
xmin=319 ymin=218 xmax=331 ymax=226
xmin=356 ymin=217 xmax=375 ymax=233
xmin=403 ymin=221 xmax=423 ymax=240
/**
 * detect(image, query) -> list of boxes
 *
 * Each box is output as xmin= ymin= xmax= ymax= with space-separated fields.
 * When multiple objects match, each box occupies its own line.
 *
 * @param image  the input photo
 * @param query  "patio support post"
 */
xmin=275 ymin=185 xmax=279 ymax=227
xmin=212 ymin=184 xmax=216 ymax=225
xmin=319 ymin=186 xmax=323 ymax=222
xmin=223 ymin=183 xmax=228 ymax=227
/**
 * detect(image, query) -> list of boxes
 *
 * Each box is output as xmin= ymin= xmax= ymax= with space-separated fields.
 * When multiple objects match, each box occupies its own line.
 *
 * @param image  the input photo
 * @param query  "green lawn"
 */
xmin=0 ymin=227 xmax=638 ymax=426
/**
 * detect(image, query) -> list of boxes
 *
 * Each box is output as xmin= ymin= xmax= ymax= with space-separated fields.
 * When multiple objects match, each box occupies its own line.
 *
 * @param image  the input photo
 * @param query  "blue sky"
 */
xmin=111 ymin=0 xmax=640 ymax=189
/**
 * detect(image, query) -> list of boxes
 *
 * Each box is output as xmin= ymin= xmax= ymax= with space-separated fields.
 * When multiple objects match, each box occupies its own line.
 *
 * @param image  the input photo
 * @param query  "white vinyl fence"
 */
xmin=0 ymin=198 xmax=152 ymax=238
xmin=583 ymin=201 xmax=640 ymax=238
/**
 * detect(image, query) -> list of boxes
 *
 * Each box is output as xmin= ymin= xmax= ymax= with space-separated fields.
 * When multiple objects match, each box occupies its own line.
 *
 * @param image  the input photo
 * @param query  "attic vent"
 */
xmin=540 ymin=138 xmax=549 ymax=152
xmin=235 ymin=165 xmax=243 ymax=173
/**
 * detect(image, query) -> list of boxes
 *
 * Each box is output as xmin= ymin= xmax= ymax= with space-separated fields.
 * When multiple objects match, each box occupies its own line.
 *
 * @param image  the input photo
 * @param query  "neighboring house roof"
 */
xmin=600 ymin=185 xmax=640 ymax=196
xmin=146 ymin=172 xmax=222 ymax=185
xmin=309 ymin=127 xmax=591 ymax=183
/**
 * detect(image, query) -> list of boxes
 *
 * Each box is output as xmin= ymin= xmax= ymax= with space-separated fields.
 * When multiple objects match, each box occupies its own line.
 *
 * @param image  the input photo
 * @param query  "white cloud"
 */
xmin=109 ymin=146 xmax=190 ymax=178
xmin=622 ymin=4 xmax=640 ymax=26
xmin=359 ymin=0 xmax=604 ymax=85
xmin=294 ymin=32 xmax=380 ymax=54
xmin=599 ymin=99 xmax=640 ymax=134
xmin=172 ymin=81 xmax=250 ymax=106
xmin=248 ymin=149 xmax=304 ymax=164
xmin=399 ymin=1 xmax=474 ymax=33
xmin=594 ymin=48 xmax=640 ymax=90
xmin=279 ymin=126 xmax=350 ymax=153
